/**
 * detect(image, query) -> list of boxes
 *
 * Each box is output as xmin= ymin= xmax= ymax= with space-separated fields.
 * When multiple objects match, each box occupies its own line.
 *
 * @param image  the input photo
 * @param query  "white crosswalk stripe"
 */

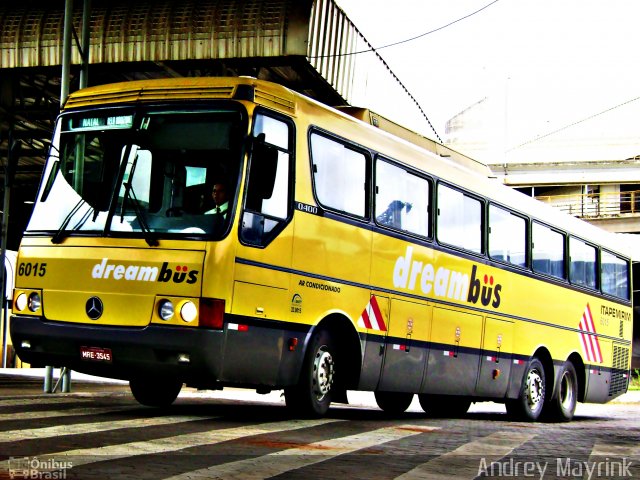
xmin=0 ymin=414 xmax=215 ymax=441
xmin=164 ymin=424 xmax=439 ymax=480
xmin=0 ymin=395 xmax=95 ymax=407
xmin=394 ymin=430 xmax=537 ymax=480
xmin=590 ymin=441 xmax=640 ymax=459
xmin=0 ymin=404 xmax=136 ymax=422
xmin=0 ymin=418 xmax=342 ymax=470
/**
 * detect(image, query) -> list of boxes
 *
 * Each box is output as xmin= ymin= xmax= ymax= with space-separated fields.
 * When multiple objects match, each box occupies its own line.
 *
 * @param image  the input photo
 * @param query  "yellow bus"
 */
xmin=10 ymin=77 xmax=632 ymax=421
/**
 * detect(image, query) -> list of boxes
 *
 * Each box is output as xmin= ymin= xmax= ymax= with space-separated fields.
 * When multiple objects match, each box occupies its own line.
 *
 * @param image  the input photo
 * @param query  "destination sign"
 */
xmin=68 ymin=114 xmax=134 ymax=131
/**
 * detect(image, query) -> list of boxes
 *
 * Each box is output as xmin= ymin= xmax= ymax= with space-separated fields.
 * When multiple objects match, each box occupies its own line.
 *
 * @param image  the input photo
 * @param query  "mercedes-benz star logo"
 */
xmin=85 ymin=296 xmax=104 ymax=320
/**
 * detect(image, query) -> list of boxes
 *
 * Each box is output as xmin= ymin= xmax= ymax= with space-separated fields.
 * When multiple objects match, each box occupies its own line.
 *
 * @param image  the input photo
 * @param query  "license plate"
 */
xmin=80 ymin=346 xmax=113 ymax=363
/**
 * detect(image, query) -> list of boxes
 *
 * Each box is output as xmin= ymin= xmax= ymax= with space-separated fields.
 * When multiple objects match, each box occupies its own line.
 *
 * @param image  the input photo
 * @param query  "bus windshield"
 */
xmin=27 ymin=107 xmax=246 ymax=240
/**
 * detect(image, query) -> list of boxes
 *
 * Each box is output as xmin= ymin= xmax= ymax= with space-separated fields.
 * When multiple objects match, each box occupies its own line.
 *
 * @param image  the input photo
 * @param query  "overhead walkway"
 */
xmin=0 ymin=0 xmax=484 ymax=246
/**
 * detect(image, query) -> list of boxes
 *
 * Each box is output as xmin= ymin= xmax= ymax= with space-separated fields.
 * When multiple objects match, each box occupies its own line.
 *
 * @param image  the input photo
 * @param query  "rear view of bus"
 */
xmin=10 ymin=78 xmax=290 ymax=407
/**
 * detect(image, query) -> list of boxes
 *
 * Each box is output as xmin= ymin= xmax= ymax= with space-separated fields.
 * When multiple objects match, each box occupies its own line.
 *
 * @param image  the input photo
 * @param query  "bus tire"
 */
xmin=506 ymin=357 xmax=546 ymax=421
xmin=374 ymin=391 xmax=413 ymax=415
xmin=544 ymin=362 xmax=578 ymax=422
xmin=418 ymin=394 xmax=471 ymax=417
xmin=284 ymin=328 xmax=336 ymax=417
xmin=129 ymin=377 xmax=182 ymax=407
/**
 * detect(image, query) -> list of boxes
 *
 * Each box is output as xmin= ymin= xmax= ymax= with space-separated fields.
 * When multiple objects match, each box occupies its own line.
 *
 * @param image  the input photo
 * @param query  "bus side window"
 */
xmin=601 ymin=250 xmax=629 ymax=300
xmin=569 ymin=236 xmax=596 ymax=289
xmin=488 ymin=204 xmax=526 ymax=268
xmin=375 ymin=158 xmax=429 ymax=237
xmin=310 ymin=132 xmax=367 ymax=218
xmin=532 ymin=222 xmax=565 ymax=279
xmin=437 ymin=183 xmax=482 ymax=254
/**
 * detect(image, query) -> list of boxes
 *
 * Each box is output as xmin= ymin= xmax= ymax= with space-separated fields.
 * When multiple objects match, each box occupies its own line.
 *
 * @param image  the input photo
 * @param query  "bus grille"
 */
xmin=609 ymin=344 xmax=629 ymax=396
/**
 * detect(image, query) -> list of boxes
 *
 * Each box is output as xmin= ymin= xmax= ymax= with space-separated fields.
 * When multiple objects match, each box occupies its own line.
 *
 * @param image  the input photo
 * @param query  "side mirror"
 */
xmin=246 ymin=133 xmax=278 ymax=208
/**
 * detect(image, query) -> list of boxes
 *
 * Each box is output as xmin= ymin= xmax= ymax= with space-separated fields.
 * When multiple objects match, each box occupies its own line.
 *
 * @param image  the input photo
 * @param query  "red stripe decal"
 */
xmin=361 ymin=309 xmax=373 ymax=330
xmin=369 ymin=295 xmax=386 ymax=332
xmin=586 ymin=305 xmax=603 ymax=363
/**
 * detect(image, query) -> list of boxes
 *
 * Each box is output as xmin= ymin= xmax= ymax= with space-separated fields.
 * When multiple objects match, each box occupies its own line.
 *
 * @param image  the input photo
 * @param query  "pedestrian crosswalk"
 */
xmin=2 ymin=413 xmax=217 ymax=441
xmin=394 ymin=431 xmax=537 ymax=480
xmin=0 ymin=395 xmax=94 ymax=407
xmin=163 ymin=424 xmax=433 ymax=480
xmin=26 ymin=418 xmax=341 ymax=468
xmin=0 ymin=393 xmax=637 ymax=480
xmin=0 ymin=403 xmax=134 ymax=422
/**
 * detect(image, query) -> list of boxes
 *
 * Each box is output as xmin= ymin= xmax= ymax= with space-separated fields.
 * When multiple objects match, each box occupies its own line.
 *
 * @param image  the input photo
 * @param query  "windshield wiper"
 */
xmin=119 ymin=150 xmax=159 ymax=247
xmin=51 ymin=198 xmax=87 ymax=244
xmin=121 ymin=185 xmax=158 ymax=247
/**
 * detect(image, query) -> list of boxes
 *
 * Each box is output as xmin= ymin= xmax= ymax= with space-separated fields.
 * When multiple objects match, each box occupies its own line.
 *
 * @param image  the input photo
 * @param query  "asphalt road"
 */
xmin=0 ymin=371 xmax=638 ymax=480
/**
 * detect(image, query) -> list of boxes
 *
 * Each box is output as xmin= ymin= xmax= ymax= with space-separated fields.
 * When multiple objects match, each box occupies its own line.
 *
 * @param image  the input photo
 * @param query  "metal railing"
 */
xmin=535 ymin=190 xmax=640 ymax=219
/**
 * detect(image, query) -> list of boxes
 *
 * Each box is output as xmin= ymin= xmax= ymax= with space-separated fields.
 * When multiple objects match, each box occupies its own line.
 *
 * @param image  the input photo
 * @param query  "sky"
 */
xmin=334 ymin=0 xmax=640 ymax=162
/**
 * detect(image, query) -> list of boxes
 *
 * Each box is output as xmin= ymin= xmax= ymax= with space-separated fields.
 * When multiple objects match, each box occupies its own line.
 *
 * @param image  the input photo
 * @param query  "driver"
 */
xmin=205 ymin=182 xmax=229 ymax=220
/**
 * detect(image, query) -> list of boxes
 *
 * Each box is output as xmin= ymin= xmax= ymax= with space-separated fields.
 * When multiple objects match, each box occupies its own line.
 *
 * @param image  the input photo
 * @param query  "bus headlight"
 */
xmin=28 ymin=292 xmax=41 ymax=312
xmin=180 ymin=301 xmax=197 ymax=323
xmin=15 ymin=293 xmax=27 ymax=312
xmin=158 ymin=299 xmax=174 ymax=321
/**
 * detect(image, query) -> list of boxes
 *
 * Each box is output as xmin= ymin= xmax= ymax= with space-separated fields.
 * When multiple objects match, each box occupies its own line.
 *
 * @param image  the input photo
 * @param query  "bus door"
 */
xmin=226 ymin=112 xmax=294 ymax=385
xmin=422 ymin=306 xmax=482 ymax=396
xmin=475 ymin=317 xmax=513 ymax=397
xmin=377 ymin=298 xmax=431 ymax=393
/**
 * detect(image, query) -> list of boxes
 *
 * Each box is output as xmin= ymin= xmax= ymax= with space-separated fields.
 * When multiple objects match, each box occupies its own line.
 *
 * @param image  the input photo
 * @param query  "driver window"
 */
xmin=241 ymin=113 xmax=292 ymax=246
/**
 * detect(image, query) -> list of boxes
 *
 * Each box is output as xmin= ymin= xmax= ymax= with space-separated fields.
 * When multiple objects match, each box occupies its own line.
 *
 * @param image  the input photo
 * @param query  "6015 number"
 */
xmin=18 ymin=262 xmax=47 ymax=277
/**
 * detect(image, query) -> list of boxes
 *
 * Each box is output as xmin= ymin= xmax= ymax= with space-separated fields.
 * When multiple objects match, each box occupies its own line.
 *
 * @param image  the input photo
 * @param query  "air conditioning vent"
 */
xmin=609 ymin=345 xmax=629 ymax=396
xmin=255 ymin=87 xmax=295 ymax=114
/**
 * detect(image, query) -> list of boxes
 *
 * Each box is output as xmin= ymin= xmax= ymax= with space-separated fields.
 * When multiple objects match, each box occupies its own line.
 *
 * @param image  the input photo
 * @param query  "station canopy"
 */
xmin=0 ymin=0 xmax=485 ymax=249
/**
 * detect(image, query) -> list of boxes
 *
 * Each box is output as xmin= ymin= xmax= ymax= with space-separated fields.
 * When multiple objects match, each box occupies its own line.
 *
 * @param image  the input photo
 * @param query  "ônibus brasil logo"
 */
xmin=393 ymin=246 xmax=503 ymax=308
xmin=92 ymin=258 xmax=199 ymax=284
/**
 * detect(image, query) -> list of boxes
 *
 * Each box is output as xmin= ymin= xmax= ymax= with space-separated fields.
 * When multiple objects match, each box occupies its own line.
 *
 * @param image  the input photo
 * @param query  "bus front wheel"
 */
xmin=374 ymin=391 xmax=413 ymax=415
xmin=130 ymin=376 xmax=182 ymax=407
xmin=544 ymin=362 xmax=578 ymax=422
xmin=506 ymin=357 xmax=546 ymax=421
xmin=285 ymin=328 xmax=336 ymax=417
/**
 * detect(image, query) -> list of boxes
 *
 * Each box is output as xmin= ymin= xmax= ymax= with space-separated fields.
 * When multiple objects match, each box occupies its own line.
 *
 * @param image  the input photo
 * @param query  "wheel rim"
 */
xmin=526 ymin=369 xmax=544 ymax=410
xmin=312 ymin=346 xmax=334 ymax=400
xmin=559 ymin=371 xmax=575 ymax=411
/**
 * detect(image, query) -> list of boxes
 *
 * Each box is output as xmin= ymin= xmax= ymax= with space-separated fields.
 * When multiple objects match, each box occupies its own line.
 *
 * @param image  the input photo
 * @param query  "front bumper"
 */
xmin=10 ymin=315 xmax=225 ymax=385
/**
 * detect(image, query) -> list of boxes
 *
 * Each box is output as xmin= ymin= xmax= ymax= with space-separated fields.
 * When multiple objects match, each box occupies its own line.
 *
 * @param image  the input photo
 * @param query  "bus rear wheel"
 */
xmin=130 ymin=377 xmax=182 ymax=407
xmin=374 ymin=391 xmax=413 ymax=415
xmin=418 ymin=394 xmax=471 ymax=417
xmin=544 ymin=362 xmax=578 ymax=422
xmin=506 ymin=357 xmax=546 ymax=421
xmin=285 ymin=328 xmax=336 ymax=417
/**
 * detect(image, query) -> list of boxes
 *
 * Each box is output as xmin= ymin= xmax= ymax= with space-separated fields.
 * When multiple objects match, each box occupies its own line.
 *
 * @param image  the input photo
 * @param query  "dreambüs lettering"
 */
xmin=92 ymin=258 xmax=199 ymax=284
xmin=393 ymin=246 xmax=502 ymax=308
